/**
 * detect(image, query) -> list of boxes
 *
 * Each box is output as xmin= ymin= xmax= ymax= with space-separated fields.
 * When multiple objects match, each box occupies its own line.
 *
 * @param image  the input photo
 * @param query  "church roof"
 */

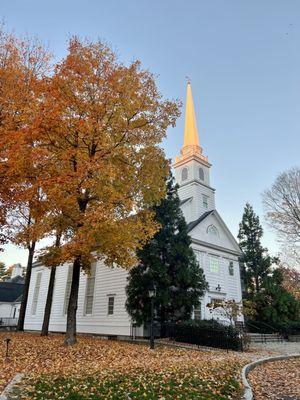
xmin=0 ymin=281 xmax=24 ymax=303
xmin=186 ymin=210 xmax=214 ymax=233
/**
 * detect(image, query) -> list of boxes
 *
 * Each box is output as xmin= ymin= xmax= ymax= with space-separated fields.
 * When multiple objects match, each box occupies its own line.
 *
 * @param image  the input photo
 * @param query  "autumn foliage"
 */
xmin=39 ymin=37 xmax=180 ymax=269
xmin=279 ymin=266 xmax=300 ymax=301
xmin=0 ymin=29 xmax=180 ymax=344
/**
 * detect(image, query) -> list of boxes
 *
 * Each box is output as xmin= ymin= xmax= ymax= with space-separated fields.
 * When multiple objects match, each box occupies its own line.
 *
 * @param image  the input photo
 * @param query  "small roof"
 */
xmin=0 ymin=281 xmax=24 ymax=303
xmin=187 ymin=210 xmax=214 ymax=233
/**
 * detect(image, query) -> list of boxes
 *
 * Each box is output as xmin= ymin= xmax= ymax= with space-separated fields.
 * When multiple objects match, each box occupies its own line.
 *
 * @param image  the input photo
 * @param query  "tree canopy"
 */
xmin=0 ymin=30 xmax=180 ymax=344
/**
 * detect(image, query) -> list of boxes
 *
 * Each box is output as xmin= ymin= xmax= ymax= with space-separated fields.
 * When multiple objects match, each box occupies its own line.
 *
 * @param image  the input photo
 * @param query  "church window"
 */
xmin=64 ymin=265 xmax=73 ymax=315
xmin=181 ymin=167 xmax=188 ymax=181
xmin=194 ymin=249 xmax=205 ymax=268
xmin=31 ymin=272 xmax=42 ymax=315
xmin=207 ymin=225 xmax=219 ymax=237
xmin=228 ymin=261 xmax=234 ymax=276
xmin=108 ymin=295 xmax=115 ymax=315
xmin=199 ymin=168 xmax=204 ymax=181
xmin=209 ymin=256 xmax=220 ymax=273
xmin=84 ymin=263 xmax=96 ymax=315
xmin=202 ymin=195 xmax=208 ymax=208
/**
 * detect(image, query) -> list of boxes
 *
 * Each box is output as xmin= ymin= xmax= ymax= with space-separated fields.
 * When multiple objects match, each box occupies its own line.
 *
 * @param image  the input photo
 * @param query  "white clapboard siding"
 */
xmin=24 ymin=260 xmax=132 ymax=336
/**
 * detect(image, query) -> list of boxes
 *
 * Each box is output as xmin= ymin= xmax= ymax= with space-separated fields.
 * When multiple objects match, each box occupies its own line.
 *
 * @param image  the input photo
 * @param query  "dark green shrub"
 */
xmin=164 ymin=320 xmax=244 ymax=351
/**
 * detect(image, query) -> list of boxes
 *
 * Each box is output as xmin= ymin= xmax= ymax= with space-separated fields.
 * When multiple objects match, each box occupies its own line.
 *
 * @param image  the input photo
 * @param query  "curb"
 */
xmin=241 ymin=353 xmax=300 ymax=400
xmin=0 ymin=373 xmax=24 ymax=400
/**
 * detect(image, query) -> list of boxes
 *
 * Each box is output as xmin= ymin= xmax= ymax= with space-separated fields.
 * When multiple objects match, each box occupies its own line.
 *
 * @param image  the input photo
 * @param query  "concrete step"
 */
xmin=288 ymin=335 xmax=300 ymax=342
xmin=248 ymin=333 xmax=283 ymax=343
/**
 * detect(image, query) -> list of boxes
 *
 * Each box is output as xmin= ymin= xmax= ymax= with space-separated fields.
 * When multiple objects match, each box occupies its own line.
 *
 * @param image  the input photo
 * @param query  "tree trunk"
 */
xmin=64 ymin=257 xmax=81 ymax=346
xmin=41 ymin=266 xmax=56 ymax=336
xmin=17 ymin=242 xmax=36 ymax=331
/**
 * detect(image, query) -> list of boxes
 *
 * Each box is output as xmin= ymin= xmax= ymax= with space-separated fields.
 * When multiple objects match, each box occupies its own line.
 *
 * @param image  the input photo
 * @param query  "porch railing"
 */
xmin=0 ymin=317 xmax=18 ymax=327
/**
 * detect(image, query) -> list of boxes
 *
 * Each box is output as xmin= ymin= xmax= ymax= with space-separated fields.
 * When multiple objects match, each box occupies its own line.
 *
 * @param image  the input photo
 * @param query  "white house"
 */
xmin=24 ymin=83 xmax=243 ymax=336
xmin=0 ymin=264 xmax=24 ymax=325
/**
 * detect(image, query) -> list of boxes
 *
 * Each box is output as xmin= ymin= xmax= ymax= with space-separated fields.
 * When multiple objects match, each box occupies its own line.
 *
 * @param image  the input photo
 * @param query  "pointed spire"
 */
xmin=174 ymin=81 xmax=209 ymax=165
xmin=182 ymin=82 xmax=201 ymax=151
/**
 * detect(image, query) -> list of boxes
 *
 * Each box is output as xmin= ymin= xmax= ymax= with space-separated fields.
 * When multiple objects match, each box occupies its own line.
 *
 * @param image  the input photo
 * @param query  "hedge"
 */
xmin=164 ymin=320 xmax=244 ymax=351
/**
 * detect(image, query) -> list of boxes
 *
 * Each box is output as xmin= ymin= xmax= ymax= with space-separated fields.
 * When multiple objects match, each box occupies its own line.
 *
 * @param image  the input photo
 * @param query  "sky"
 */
xmin=1 ymin=0 xmax=299 ymax=266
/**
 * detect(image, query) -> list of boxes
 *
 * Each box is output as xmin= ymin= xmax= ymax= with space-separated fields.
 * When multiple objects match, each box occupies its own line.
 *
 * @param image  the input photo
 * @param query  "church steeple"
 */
xmin=175 ymin=82 xmax=209 ymax=164
xmin=182 ymin=82 xmax=201 ymax=152
xmin=173 ymin=82 xmax=215 ymax=223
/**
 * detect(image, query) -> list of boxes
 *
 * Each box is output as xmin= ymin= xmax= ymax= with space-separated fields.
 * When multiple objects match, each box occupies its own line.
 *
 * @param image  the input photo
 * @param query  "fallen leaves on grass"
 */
xmin=248 ymin=357 xmax=300 ymax=400
xmin=0 ymin=333 xmax=245 ymax=399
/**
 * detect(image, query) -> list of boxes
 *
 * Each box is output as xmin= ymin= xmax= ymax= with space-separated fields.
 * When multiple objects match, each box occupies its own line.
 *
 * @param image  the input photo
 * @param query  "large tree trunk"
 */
xmin=64 ymin=257 xmax=81 ymax=346
xmin=41 ymin=266 xmax=56 ymax=336
xmin=17 ymin=242 xmax=36 ymax=331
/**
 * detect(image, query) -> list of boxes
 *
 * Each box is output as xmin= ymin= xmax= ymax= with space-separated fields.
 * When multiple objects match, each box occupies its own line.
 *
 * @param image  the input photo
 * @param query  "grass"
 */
xmin=14 ymin=370 xmax=242 ymax=400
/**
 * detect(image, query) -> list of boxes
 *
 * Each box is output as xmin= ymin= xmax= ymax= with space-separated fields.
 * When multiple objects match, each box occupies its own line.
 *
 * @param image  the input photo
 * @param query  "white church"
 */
xmin=24 ymin=83 xmax=243 ymax=337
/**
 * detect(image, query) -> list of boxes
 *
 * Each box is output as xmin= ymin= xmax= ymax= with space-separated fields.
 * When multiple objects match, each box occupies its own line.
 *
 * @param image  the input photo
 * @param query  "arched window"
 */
xmin=181 ymin=167 xmax=188 ymax=181
xmin=207 ymin=225 xmax=219 ymax=237
xmin=199 ymin=168 xmax=204 ymax=181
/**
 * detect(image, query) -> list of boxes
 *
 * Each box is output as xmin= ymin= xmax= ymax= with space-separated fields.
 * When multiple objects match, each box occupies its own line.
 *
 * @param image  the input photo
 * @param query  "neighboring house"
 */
xmin=0 ymin=276 xmax=24 ymax=324
xmin=24 ymin=82 xmax=243 ymax=336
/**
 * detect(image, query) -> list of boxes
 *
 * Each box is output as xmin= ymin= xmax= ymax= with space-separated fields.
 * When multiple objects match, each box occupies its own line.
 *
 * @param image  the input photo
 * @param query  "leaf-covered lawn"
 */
xmin=0 ymin=333 xmax=245 ymax=400
xmin=248 ymin=357 xmax=300 ymax=400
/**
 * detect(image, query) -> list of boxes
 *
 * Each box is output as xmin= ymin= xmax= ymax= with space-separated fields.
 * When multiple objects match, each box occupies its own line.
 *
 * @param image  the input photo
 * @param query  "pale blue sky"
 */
xmin=1 ymin=0 xmax=299 ymax=266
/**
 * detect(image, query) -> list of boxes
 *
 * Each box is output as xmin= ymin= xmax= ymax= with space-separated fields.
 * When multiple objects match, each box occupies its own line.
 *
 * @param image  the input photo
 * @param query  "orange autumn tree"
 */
xmin=0 ymin=29 xmax=51 ymax=330
xmin=278 ymin=265 xmax=300 ymax=301
xmin=39 ymin=38 xmax=180 ymax=345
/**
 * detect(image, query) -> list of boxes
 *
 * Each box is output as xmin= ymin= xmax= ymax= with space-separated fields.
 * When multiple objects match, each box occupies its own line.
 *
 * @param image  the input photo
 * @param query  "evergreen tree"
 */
xmin=126 ymin=174 xmax=207 ymax=329
xmin=238 ymin=203 xmax=299 ymax=323
xmin=253 ymin=269 xmax=300 ymax=323
xmin=238 ymin=203 xmax=274 ymax=293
